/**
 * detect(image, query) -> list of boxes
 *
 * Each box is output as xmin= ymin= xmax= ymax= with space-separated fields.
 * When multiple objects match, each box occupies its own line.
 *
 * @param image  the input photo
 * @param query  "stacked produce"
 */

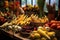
xmin=0 ymin=14 xmax=48 ymax=33
xmin=1 ymin=14 xmax=48 ymax=26
xmin=0 ymin=14 xmax=58 ymax=40
xmin=9 ymin=14 xmax=31 ymax=26
xmin=0 ymin=0 xmax=59 ymax=40
xmin=0 ymin=15 xmax=57 ymax=40
xmin=30 ymin=26 xmax=57 ymax=40
xmin=8 ymin=14 xmax=48 ymax=26
xmin=45 ymin=20 xmax=60 ymax=29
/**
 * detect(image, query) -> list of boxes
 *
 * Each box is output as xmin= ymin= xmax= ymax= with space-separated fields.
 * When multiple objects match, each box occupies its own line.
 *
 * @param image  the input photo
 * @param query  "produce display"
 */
xmin=0 ymin=13 xmax=58 ymax=40
xmin=1 ymin=14 xmax=48 ymax=26
xmin=45 ymin=20 xmax=60 ymax=29
xmin=0 ymin=0 xmax=60 ymax=40
xmin=0 ymin=23 xmax=57 ymax=40
xmin=30 ymin=26 xmax=56 ymax=40
xmin=9 ymin=14 xmax=48 ymax=25
xmin=0 ymin=19 xmax=58 ymax=40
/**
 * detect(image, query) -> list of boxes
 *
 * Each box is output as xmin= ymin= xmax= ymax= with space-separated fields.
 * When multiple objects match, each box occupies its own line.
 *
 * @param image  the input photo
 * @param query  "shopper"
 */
xmin=46 ymin=0 xmax=56 ymax=20
xmin=14 ymin=1 xmax=25 ymax=16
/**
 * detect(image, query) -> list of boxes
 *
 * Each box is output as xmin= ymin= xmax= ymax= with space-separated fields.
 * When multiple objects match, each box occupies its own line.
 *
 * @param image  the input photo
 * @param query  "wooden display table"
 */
xmin=0 ymin=29 xmax=30 ymax=40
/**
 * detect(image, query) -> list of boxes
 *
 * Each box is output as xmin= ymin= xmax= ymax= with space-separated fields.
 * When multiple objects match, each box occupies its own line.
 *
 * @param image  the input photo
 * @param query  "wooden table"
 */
xmin=0 ymin=29 xmax=30 ymax=40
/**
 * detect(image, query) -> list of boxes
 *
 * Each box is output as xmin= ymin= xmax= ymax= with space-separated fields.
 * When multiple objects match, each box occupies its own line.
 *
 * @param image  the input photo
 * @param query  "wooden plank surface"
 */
xmin=0 ymin=29 xmax=30 ymax=40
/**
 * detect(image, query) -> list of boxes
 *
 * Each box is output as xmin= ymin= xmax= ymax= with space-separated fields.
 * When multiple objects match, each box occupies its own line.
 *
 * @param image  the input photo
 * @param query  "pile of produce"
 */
xmin=0 ymin=13 xmax=58 ymax=40
xmin=29 ymin=26 xmax=57 ymax=40
xmin=0 ymin=14 xmax=48 ymax=32
xmin=45 ymin=20 xmax=60 ymax=29
xmin=8 ymin=14 xmax=48 ymax=26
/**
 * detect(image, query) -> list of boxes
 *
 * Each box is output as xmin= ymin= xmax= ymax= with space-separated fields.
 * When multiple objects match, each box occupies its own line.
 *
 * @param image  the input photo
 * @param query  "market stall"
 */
xmin=0 ymin=0 xmax=60 ymax=40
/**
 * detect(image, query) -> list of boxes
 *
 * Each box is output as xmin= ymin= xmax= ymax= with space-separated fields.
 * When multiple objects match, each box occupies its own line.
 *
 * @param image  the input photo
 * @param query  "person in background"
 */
xmin=14 ymin=1 xmax=25 ymax=16
xmin=16 ymin=4 xmax=25 ymax=14
xmin=46 ymin=0 xmax=56 ymax=21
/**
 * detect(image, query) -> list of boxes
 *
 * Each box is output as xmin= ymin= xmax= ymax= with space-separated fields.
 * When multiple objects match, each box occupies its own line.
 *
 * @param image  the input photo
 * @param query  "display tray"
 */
xmin=0 ymin=28 xmax=30 ymax=40
xmin=0 ymin=27 xmax=60 ymax=40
